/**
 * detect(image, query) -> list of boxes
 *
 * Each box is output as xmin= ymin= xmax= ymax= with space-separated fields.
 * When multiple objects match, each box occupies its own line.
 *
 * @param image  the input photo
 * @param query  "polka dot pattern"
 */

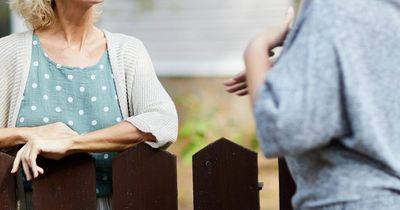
xmin=79 ymin=110 xmax=84 ymax=115
xmin=68 ymin=97 xmax=74 ymax=103
xmin=18 ymin=33 xmax=122 ymax=196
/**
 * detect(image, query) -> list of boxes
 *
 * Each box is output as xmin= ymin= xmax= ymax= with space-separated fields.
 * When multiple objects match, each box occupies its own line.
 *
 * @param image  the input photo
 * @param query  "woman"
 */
xmin=226 ymin=1 xmax=400 ymax=210
xmin=0 ymin=0 xmax=178 ymax=209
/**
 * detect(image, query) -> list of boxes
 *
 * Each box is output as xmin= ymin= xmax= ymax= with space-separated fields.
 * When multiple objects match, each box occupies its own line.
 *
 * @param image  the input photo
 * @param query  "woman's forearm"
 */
xmin=68 ymin=121 xmax=156 ymax=154
xmin=245 ymin=41 xmax=274 ymax=105
xmin=0 ymin=127 xmax=28 ymax=149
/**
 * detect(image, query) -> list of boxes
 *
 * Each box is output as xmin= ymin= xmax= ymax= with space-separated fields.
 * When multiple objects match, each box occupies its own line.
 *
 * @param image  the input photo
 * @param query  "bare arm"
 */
xmin=224 ymin=7 xmax=295 ymax=105
xmin=0 ymin=122 xmax=79 ymax=149
xmin=0 ymin=128 xmax=28 ymax=149
xmin=67 ymin=121 xmax=156 ymax=154
xmin=11 ymin=121 xmax=155 ymax=181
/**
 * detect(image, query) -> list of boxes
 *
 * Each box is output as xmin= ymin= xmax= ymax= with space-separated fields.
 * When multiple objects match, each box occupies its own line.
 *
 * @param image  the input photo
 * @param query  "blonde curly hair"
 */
xmin=9 ymin=0 xmax=101 ymax=30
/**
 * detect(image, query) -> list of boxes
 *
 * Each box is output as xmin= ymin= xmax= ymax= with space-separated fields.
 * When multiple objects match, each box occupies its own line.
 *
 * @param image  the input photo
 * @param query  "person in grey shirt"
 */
xmin=225 ymin=0 xmax=400 ymax=209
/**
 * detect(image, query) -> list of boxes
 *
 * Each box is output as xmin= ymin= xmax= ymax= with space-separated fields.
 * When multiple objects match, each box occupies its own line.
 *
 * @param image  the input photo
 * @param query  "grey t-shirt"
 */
xmin=255 ymin=0 xmax=400 ymax=209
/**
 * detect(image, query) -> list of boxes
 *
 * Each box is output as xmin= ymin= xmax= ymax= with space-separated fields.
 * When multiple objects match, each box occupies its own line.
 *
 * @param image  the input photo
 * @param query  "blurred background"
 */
xmin=0 ymin=0 xmax=299 ymax=209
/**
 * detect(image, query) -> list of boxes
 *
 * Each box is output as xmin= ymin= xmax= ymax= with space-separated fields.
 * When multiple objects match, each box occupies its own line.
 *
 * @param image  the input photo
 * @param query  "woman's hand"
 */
xmin=224 ymin=7 xmax=295 ymax=97
xmin=224 ymin=71 xmax=248 ymax=96
xmin=11 ymin=122 xmax=79 ymax=180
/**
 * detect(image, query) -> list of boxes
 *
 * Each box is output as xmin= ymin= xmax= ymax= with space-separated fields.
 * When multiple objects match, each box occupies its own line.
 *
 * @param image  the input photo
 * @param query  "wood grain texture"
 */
xmin=193 ymin=138 xmax=259 ymax=210
xmin=112 ymin=143 xmax=178 ymax=210
xmin=0 ymin=152 xmax=16 ymax=210
xmin=32 ymin=154 xmax=96 ymax=210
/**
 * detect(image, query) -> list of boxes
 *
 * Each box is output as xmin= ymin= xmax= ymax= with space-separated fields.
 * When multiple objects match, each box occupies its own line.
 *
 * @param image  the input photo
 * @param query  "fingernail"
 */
xmin=287 ymin=6 xmax=294 ymax=14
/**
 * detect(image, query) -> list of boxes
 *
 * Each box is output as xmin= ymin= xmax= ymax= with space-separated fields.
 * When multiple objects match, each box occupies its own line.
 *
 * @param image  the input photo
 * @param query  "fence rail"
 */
xmin=0 ymin=138 xmax=295 ymax=210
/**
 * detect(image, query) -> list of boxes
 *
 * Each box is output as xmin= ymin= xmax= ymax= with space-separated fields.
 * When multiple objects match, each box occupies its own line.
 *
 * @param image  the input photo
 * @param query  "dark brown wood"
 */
xmin=279 ymin=158 xmax=296 ymax=210
xmin=193 ymin=138 xmax=260 ymax=210
xmin=0 ymin=152 xmax=17 ymax=210
xmin=112 ymin=143 xmax=178 ymax=210
xmin=32 ymin=154 xmax=96 ymax=210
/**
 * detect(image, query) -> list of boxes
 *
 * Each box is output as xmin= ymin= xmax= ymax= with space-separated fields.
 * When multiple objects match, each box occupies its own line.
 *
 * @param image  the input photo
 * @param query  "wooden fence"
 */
xmin=0 ymin=138 xmax=295 ymax=210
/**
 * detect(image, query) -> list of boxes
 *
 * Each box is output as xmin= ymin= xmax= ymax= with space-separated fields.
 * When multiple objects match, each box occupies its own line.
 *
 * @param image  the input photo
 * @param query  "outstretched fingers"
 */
xmin=226 ymin=82 xmax=248 ymax=93
xmin=224 ymin=71 xmax=246 ymax=86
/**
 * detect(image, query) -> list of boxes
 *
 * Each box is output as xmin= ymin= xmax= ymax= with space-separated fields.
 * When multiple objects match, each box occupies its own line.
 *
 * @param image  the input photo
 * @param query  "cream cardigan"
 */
xmin=0 ymin=30 xmax=178 ymax=149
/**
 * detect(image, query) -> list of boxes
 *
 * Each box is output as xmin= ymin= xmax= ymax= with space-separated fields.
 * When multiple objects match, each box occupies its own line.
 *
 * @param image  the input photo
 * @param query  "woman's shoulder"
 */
xmin=0 ymin=31 xmax=31 ymax=46
xmin=104 ymin=31 xmax=146 ymax=51
xmin=0 ymin=31 xmax=32 ymax=60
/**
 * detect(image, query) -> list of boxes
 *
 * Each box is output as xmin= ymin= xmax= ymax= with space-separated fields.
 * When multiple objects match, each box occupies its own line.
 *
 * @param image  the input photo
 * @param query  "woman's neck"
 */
xmin=39 ymin=1 xmax=100 ymax=52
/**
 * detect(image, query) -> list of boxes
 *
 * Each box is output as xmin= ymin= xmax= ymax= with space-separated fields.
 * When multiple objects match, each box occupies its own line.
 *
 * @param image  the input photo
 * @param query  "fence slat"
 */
xmin=32 ymin=154 xmax=96 ymax=210
xmin=193 ymin=138 xmax=260 ymax=210
xmin=0 ymin=152 xmax=17 ymax=210
xmin=112 ymin=143 xmax=178 ymax=210
xmin=279 ymin=158 xmax=296 ymax=210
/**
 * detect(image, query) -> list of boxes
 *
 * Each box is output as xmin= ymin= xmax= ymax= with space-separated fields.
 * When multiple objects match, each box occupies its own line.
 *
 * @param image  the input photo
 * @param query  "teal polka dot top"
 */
xmin=15 ymin=32 xmax=123 ymax=197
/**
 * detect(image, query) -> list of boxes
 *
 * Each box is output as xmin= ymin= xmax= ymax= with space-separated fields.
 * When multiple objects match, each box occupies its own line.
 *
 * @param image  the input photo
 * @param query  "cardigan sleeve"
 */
xmin=123 ymin=41 xmax=178 ymax=149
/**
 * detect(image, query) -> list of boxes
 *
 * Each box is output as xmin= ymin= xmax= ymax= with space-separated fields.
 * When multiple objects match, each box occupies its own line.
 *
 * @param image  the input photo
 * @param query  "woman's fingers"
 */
xmin=226 ymin=82 xmax=248 ymax=93
xmin=224 ymin=71 xmax=246 ymax=86
xmin=236 ymin=89 xmax=249 ymax=96
xmin=28 ymin=145 xmax=40 ymax=178
xmin=11 ymin=142 xmax=45 ymax=179
xmin=11 ymin=146 xmax=32 ymax=180
xmin=37 ymin=166 xmax=44 ymax=175
xmin=21 ymin=147 xmax=32 ymax=181
xmin=11 ymin=149 xmax=23 ymax=173
xmin=282 ymin=7 xmax=295 ymax=29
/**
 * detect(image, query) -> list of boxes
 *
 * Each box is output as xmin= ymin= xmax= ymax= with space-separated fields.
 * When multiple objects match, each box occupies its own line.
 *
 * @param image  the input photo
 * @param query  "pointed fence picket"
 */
xmin=0 ymin=139 xmax=295 ymax=210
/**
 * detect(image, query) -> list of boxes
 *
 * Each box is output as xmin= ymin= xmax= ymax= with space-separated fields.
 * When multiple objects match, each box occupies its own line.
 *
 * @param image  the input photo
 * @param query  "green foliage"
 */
xmin=174 ymin=94 xmax=218 ymax=165
xmin=250 ymin=133 xmax=259 ymax=151
xmin=179 ymin=118 xmax=209 ymax=164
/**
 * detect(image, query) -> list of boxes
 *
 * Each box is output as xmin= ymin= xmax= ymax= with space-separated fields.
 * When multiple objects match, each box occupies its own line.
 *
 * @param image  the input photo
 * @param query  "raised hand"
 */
xmin=224 ymin=7 xmax=295 ymax=98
